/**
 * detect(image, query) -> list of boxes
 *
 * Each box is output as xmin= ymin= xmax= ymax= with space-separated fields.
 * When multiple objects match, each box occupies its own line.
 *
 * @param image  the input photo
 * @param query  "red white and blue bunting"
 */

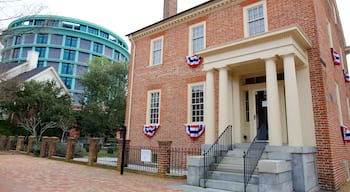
xmin=185 ymin=124 xmax=205 ymax=140
xmin=331 ymin=48 xmax=341 ymax=65
xmin=343 ymin=70 xmax=350 ymax=83
xmin=341 ymin=125 xmax=350 ymax=142
xmin=186 ymin=55 xmax=203 ymax=68
xmin=143 ymin=124 xmax=160 ymax=138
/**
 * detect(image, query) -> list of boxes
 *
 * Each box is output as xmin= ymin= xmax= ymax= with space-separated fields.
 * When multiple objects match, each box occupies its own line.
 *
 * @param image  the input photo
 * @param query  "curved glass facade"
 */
xmin=0 ymin=15 xmax=130 ymax=105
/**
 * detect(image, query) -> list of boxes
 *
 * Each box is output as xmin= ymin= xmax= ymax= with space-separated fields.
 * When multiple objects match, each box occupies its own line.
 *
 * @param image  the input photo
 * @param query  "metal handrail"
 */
xmin=203 ymin=125 xmax=232 ymax=188
xmin=243 ymin=124 xmax=268 ymax=192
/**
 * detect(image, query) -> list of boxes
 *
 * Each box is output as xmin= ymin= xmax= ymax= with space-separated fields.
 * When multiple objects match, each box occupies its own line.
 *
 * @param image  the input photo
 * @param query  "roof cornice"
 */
xmin=129 ymin=0 xmax=244 ymax=40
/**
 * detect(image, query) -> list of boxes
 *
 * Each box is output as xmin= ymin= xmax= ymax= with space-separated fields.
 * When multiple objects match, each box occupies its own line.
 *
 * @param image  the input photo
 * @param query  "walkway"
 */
xmin=0 ymin=152 xmax=225 ymax=192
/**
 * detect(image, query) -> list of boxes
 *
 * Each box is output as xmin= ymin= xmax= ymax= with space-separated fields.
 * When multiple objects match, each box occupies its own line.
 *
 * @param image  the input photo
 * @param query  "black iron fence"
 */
xmin=126 ymin=145 xmax=201 ymax=176
xmin=243 ymin=124 xmax=268 ymax=192
xmin=203 ymin=125 xmax=233 ymax=188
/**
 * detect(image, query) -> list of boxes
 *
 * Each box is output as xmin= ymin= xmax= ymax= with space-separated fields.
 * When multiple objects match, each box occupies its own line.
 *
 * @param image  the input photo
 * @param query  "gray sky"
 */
xmin=1 ymin=0 xmax=349 ymax=61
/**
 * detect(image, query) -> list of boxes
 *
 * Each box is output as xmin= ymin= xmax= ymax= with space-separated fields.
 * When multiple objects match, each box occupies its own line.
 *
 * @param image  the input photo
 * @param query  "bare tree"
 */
xmin=0 ymin=0 xmax=47 ymax=22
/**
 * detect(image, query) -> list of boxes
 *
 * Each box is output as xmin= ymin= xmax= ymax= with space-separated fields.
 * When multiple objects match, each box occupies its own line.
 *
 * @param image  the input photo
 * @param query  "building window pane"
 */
xmin=48 ymin=48 xmax=61 ymax=59
xmin=36 ymin=33 xmax=48 ymax=44
xmin=63 ymin=49 xmax=76 ymax=61
xmin=34 ymin=20 xmax=45 ymax=26
xmin=12 ymin=48 xmax=20 ymax=58
xmin=35 ymin=47 xmax=46 ymax=58
xmin=191 ymin=84 xmax=204 ymax=123
xmin=151 ymin=38 xmax=162 ymax=65
xmin=80 ymin=39 xmax=91 ymax=50
xmin=61 ymin=63 xmax=74 ymax=75
xmin=61 ymin=76 xmax=73 ymax=89
xmin=65 ymin=36 xmax=77 ymax=47
xmin=247 ymin=4 xmax=265 ymax=36
xmin=37 ymin=61 xmax=45 ymax=68
xmin=88 ymin=27 xmax=98 ymax=35
xmin=93 ymin=42 xmax=103 ymax=54
xmin=191 ymin=24 xmax=205 ymax=54
xmin=14 ymin=36 xmax=22 ymax=45
xmin=51 ymin=34 xmax=63 ymax=45
xmin=149 ymin=91 xmax=160 ymax=124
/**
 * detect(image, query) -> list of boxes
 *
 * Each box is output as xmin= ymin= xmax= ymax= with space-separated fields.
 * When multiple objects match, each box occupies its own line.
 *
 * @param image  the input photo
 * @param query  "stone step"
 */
xmin=221 ymin=156 xmax=244 ymax=165
xmin=209 ymin=171 xmax=259 ymax=184
xmin=201 ymin=179 xmax=258 ymax=192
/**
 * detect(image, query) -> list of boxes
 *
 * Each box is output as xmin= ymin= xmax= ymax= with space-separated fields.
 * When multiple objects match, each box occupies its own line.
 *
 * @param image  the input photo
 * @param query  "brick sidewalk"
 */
xmin=0 ymin=152 xmax=186 ymax=192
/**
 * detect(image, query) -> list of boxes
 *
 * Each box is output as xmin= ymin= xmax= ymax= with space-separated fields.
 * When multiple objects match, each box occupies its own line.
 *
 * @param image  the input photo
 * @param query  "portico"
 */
xmin=200 ymin=25 xmax=314 ymax=147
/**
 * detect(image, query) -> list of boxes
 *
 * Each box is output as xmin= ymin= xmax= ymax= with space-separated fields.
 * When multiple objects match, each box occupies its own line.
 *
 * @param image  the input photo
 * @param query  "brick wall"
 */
xmin=126 ymin=0 xmax=350 ymax=190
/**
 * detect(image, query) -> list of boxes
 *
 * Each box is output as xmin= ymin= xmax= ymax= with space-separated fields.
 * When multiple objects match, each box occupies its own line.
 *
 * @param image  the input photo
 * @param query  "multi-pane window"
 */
xmin=61 ymin=63 xmax=74 ymax=75
xmin=36 ymin=33 xmax=48 ymax=44
xmin=35 ymin=47 xmax=46 ymax=58
xmin=61 ymin=76 xmax=73 ymax=89
xmin=150 ymin=37 xmax=163 ymax=65
xmin=93 ymin=42 xmax=103 ymax=54
xmin=65 ymin=36 xmax=77 ymax=47
xmin=14 ymin=36 xmax=22 ymax=45
xmin=63 ymin=49 xmax=76 ymax=61
xmin=34 ymin=20 xmax=45 ymax=26
xmin=12 ymin=48 xmax=20 ymax=58
xmin=114 ymin=50 xmax=120 ymax=61
xmin=47 ymin=20 xmax=59 ymax=27
xmin=37 ymin=61 xmax=45 ymax=68
xmin=88 ymin=27 xmax=98 ymax=35
xmin=148 ymin=90 xmax=160 ymax=124
xmin=190 ymin=23 xmax=205 ymax=54
xmin=246 ymin=3 xmax=266 ymax=36
xmin=190 ymin=84 xmax=204 ymax=123
xmin=100 ymin=31 xmax=109 ymax=39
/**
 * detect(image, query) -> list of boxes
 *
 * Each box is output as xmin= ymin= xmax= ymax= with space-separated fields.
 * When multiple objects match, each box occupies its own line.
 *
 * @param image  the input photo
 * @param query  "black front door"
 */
xmin=255 ymin=90 xmax=268 ymax=140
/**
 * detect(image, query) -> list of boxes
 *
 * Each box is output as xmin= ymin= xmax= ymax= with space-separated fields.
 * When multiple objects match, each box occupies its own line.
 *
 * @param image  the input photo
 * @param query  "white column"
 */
xmin=205 ymin=69 xmax=215 ymax=144
xmin=283 ymin=54 xmax=303 ymax=146
xmin=232 ymin=73 xmax=241 ymax=143
xmin=219 ymin=67 xmax=229 ymax=135
xmin=265 ymin=57 xmax=282 ymax=146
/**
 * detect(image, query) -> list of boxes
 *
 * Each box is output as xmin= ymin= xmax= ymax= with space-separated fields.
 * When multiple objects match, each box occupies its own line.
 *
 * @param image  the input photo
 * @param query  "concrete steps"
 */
xmin=200 ymin=144 xmax=263 ymax=192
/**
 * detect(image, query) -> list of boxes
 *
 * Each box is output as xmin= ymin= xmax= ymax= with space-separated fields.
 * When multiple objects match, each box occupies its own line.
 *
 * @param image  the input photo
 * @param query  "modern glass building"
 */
xmin=0 ymin=15 xmax=130 ymax=105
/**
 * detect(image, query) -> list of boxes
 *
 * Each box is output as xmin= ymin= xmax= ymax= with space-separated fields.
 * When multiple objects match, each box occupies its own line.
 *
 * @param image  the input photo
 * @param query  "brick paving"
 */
xmin=0 ymin=152 xmax=187 ymax=192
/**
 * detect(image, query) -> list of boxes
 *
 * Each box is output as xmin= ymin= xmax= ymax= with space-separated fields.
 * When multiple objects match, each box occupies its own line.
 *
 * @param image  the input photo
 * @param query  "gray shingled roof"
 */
xmin=13 ymin=67 xmax=51 ymax=81
xmin=0 ymin=62 xmax=23 ymax=74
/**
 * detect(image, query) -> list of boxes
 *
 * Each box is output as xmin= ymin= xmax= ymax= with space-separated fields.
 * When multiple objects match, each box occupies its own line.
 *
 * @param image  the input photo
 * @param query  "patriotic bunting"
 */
xmin=331 ymin=48 xmax=341 ymax=65
xmin=341 ymin=125 xmax=350 ymax=142
xmin=343 ymin=70 xmax=350 ymax=83
xmin=143 ymin=124 xmax=160 ymax=138
xmin=186 ymin=55 xmax=203 ymax=68
xmin=185 ymin=124 xmax=205 ymax=140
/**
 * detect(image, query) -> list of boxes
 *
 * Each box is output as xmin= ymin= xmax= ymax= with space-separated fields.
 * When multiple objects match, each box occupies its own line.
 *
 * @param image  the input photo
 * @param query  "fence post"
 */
xmin=27 ymin=136 xmax=36 ymax=153
xmin=65 ymin=137 xmax=76 ymax=161
xmin=0 ymin=135 xmax=7 ymax=150
xmin=117 ymin=138 xmax=130 ymax=171
xmin=40 ymin=136 xmax=49 ymax=157
xmin=16 ymin=136 xmax=25 ymax=151
xmin=88 ymin=138 xmax=99 ymax=165
xmin=157 ymin=141 xmax=172 ymax=176
xmin=48 ymin=137 xmax=59 ymax=158
xmin=6 ymin=136 xmax=15 ymax=150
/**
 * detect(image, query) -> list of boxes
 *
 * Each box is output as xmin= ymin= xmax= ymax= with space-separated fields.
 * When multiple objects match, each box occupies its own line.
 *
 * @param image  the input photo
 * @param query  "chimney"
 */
xmin=163 ymin=0 xmax=178 ymax=19
xmin=26 ymin=50 xmax=39 ymax=71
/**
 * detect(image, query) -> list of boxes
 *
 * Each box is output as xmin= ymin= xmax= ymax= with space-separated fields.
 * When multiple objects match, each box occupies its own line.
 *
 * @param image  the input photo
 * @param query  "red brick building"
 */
xmin=126 ymin=0 xmax=350 ymax=191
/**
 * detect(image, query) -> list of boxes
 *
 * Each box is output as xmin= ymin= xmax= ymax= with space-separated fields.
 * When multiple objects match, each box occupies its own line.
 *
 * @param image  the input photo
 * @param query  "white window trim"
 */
xmin=243 ymin=0 xmax=268 ymax=37
xmin=146 ymin=89 xmax=161 ymax=124
xmin=188 ymin=22 xmax=206 ymax=55
xmin=327 ymin=20 xmax=333 ymax=48
xmin=149 ymin=36 xmax=163 ymax=66
xmin=187 ymin=82 xmax=205 ymax=124
xmin=335 ymin=82 xmax=343 ymax=125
